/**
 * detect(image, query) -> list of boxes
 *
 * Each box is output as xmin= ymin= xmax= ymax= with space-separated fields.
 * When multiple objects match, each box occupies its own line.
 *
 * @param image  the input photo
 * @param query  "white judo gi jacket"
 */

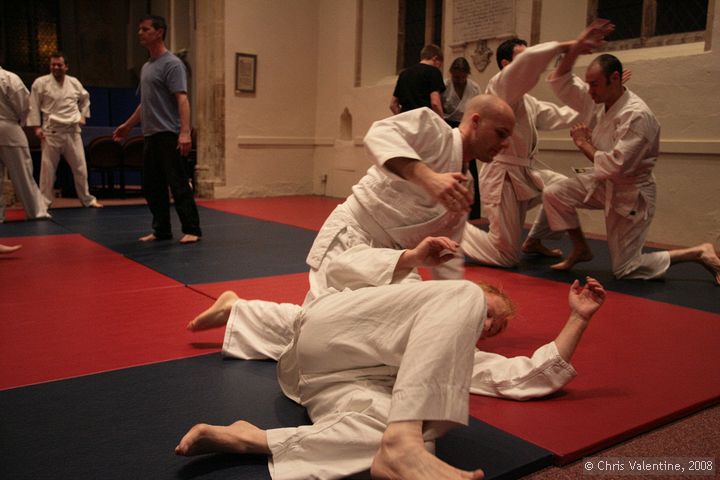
xmin=545 ymin=73 xmax=670 ymax=279
xmin=304 ymin=107 xmax=469 ymax=304
xmin=442 ymin=77 xmax=482 ymax=124
xmin=462 ymin=41 xmax=580 ymax=267
xmin=28 ymin=74 xmax=90 ymax=133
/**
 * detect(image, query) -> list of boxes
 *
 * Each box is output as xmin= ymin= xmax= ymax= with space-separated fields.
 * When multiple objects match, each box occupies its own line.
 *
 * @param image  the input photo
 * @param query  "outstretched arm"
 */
xmin=551 ymin=19 xmax=614 ymax=81
xmin=554 ymin=277 xmax=606 ymax=362
xmin=470 ymin=277 xmax=606 ymax=400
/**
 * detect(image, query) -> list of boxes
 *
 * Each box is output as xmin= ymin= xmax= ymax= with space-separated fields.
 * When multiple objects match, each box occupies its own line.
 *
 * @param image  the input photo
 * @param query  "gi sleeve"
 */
xmin=470 ymin=342 xmax=577 ymax=400
xmin=77 ymin=81 xmax=91 ymax=119
xmin=324 ymin=244 xmax=417 ymax=291
xmin=363 ymin=108 xmax=452 ymax=178
xmin=27 ymin=80 xmax=42 ymax=127
xmin=8 ymin=77 xmax=30 ymax=123
xmin=547 ymin=71 xmax=597 ymax=121
xmin=533 ymin=98 xmax=584 ymax=131
xmin=488 ymin=41 xmax=563 ymax=106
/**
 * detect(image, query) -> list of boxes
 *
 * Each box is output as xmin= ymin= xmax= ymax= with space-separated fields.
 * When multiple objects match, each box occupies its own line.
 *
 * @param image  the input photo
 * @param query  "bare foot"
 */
xmin=187 ymin=291 xmax=239 ymax=331
xmin=551 ymin=248 xmax=594 ymax=271
xmin=139 ymin=233 xmax=157 ymax=242
xmin=88 ymin=199 xmax=103 ymax=208
xmin=371 ymin=422 xmax=484 ymax=480
xmin=0 ymin=244 xmax=22 ymax=254
xmin=175 ymin=420 xmax=270 ymax=457
xmin=522 ymin=238 xmax=562 ymax=258
xmin=180 ymin=234 xmax=200 ymax=244
xmin=698 ymin=243 xmax=720 ymax=286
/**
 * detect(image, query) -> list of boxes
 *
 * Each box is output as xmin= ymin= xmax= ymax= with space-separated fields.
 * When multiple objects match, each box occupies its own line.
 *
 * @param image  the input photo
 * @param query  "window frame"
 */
xmin=587 ymin=0 xmax=714 ymax=52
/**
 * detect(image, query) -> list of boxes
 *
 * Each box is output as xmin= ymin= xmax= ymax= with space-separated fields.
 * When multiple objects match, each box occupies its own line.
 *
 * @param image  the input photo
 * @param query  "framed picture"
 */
xmin=235 ymin=53 xmax=257 ymax=93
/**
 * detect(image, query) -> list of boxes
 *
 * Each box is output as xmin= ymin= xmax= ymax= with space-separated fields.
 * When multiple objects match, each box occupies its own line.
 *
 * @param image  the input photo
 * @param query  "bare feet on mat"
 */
xmin=139 ymin=233 xmax=158 ymax=242
xmin=551 ymin=248 xmax=593 ymax=271
xmin=187 ymin=290 xmax=239 ymax=331
xmin=88 ymin=199 xmax=103 ymax=208
xmin=522 ymin=238 xmax=562 ymax=258
xmin=698 ymin=243 xmax=720 ymax=285
xmin=175 ymin=420 xmax=270 ymax=457
xmin=371 ymin=422 xmax=484 ymax=480
xmin=0 ymin=244 xmax=22 ymax=254
xmin=180 ymin=234 xmax=200 ymax=244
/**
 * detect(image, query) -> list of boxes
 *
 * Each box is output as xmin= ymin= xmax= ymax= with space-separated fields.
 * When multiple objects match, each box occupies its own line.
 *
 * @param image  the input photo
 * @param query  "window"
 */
xmin=397 ymin=0 xmax=443 ymax=71
xmin=0 ymin=0 xmax=60 ymax=78
xmin=588 ymin=0 xmax=711 ymax=50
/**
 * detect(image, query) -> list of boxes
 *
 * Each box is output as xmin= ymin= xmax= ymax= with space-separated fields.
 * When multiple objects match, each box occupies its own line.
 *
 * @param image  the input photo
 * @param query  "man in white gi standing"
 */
xmin=0 ymin=65 xmax=51 ymax=224
xmin=28 ymin=52 xmax=101 ymax=208
xmin=461 ymin=21 xmax=613 ymax=268
xmin=543 ymin=29 xmax=720 ymax=285
xmin=177 ymin=236 xmax=607 ymax=479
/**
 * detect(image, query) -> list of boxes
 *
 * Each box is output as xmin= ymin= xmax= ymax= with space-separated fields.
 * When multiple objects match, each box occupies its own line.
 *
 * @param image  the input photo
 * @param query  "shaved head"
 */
xmin=461 ymin=94 xmax=514 ymax=124
xmin=459 ymin=94 xmax=515 ymax=163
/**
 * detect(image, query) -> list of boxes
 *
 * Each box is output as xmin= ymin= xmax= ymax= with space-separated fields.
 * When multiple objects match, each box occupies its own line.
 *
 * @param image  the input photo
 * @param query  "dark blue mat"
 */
xmin=466 ymin=226 xmax=720 ymax=314
xmin=0 ymin=218 xmax=69 ymax=237
xmin=0 ymin=354 xmax=553 ymax=480
xmin=48 ymin=205 xmax=318 ymax=284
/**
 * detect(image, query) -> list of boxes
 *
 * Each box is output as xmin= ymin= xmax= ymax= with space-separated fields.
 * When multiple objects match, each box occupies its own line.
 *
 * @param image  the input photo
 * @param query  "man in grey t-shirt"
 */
xmin=113 ymin=14 xmax=201 ymax=244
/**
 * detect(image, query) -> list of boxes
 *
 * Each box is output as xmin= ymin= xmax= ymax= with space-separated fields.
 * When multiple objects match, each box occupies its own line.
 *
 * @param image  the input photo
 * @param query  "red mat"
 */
xmin=0 ymin=234 xmax=178 ymax=306
xmin=460 ymin=265 xmax=720 ymax=463
xmin=190 ymin=272 xmax=310 ymax=304
xmin=0 ymin=285 xmax=223 ymax=390
xmin=2 ymin=208 xmax=26 ymax=222
xmin=198 ymin=196 xmax=342 ymax=231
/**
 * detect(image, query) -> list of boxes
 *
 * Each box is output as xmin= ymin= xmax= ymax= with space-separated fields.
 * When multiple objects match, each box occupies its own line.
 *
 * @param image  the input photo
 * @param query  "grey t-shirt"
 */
xmin=138 ymin=51 xmax=187 ymax=135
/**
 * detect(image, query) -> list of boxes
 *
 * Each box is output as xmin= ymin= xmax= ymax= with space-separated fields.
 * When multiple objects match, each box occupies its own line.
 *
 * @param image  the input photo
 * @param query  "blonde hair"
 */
xmin=476 ymin=282 xmax=516 ymax=319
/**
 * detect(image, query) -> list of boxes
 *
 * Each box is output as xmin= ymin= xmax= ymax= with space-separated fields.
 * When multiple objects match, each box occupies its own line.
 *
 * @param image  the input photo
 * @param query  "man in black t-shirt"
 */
xmin=390 ymin=44 xmax=445 ymax=116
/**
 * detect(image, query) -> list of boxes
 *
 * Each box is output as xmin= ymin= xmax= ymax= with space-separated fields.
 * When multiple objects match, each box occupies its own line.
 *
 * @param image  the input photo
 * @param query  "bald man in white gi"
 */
xmin=0 ymin=65 xmax=50 ymax=224
xmin=233 ymin=95 xmax=514 ymax=344
xmin=178 ymin=236 xmax=607 ymax=479
xmin=543 ymin=23 xmax=720 ymax=285
xmin=462 ymin=21 xmax=615 ymax=268
xmin=28 ymin=52 xmax=101 ymax=208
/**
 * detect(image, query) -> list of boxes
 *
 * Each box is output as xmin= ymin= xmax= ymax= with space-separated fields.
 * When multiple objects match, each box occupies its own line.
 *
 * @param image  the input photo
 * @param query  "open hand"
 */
xmin=568 ymin=276 xmax=606 ymax=320
xmin=403 ymin=236 xmax=459 ymax=268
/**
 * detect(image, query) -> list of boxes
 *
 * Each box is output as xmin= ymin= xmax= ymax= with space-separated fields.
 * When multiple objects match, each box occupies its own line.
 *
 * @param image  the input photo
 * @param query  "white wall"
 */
xmin=217 ymin=0 xmax=319 ymax=198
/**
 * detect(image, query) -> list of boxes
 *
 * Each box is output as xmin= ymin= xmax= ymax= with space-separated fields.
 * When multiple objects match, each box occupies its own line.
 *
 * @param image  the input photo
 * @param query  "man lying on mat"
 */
xmin=177 ymin=236 xmax=607 ymax=479
xmin=189 ymin=236 xmax=604 ymax=401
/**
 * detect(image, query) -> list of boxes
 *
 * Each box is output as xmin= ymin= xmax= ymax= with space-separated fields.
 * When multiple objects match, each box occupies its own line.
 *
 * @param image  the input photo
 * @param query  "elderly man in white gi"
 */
xmin=461 ymin=21 xmax=616 ymax=268
xmin=28 ymin=53 xmax=101 ymax=208
xmin=543 ymin=24 xmax=720 ymax=285
xmin=0 ymin=66 xmax=50 ymax=224
xmin=178 ymin=236 xmax=607 ymax=479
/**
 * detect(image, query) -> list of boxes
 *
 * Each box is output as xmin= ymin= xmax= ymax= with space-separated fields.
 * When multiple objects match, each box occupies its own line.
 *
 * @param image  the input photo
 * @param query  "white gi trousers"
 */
xmin=462 ymin=168 xmax=565 ymax=267
xmin=265 ymin=280 xmax=485 ymax=480
xmin=0 ymin=145 xmax=49 ymax=222
xmin=39 ymin=128 xmax=96 ymax=206
xmin=543 ymin=176 xmax=670 ymax=279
